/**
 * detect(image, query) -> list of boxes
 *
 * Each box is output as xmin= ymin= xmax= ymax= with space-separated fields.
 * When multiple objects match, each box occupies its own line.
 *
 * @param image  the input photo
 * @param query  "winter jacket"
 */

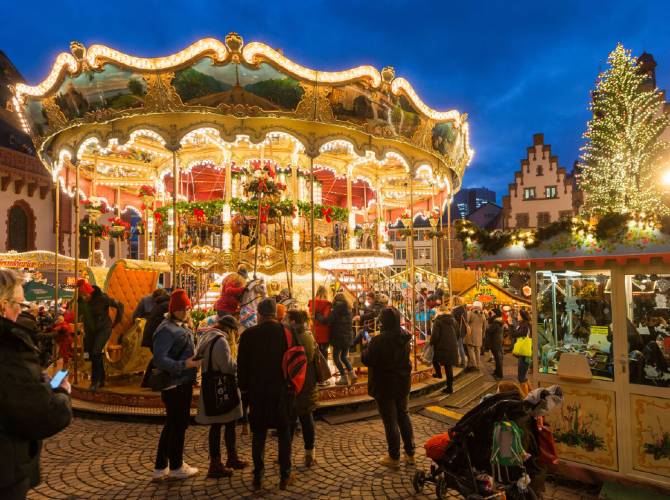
xmin=152 ymin=317 xmax=197 ymax=388
xmin=361 ymin=324 xmax=412 ymax=400
xmin=512 ymin=320 xmax=531 ymax=342
xmin=78 ymin=286 xmax=124 ymax=354
xmin=430 ymin=313 xmax=459 ymax=365
xmin=466 ymin=309 xmax=487 ymax=347
xmin=486 ymin=318 xmax=505 ymax=352
xmin=359 ymin=299 xmax=385 ymax=330
xmin=215 ymin=283 xmax=246 ymax=315
xmin=291 ymin=323 xmax=318 ymax=416
xmin=141 ymin=295 xmax=170 ymax=349
xmin=451 ymin=305 xmax=468 ymax=339
xmin=0 ymin=317 xmax=72 ymax=494
xmin=318 ymin=298 xmax=353 ymax=350
xmin=195 ymin=329 xmax=243 ymax=425
xmin=237 ymin=320 xmax=291 ymax=431
xmin=308 ymin=298 xmax=332 ymax=345
xmin=132 ymin=294 xmax=158 ymax=321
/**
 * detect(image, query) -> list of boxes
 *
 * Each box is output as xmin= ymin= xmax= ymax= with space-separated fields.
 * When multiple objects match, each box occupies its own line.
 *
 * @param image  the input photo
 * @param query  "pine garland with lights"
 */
xmin=579 ymin=44 xmax=669 ymax=216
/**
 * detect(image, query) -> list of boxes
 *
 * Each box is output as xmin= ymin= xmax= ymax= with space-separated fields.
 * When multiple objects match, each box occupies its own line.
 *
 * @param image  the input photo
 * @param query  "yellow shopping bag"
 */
xmin=512 ymin=336 xmax=532 ymax=357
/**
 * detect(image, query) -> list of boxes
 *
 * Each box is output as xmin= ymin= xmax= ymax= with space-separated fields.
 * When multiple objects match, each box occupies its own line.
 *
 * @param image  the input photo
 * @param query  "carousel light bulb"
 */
xmin=292 ymin=232 xmax=300 ymax=252
xmin=223 ymin=231 xmax=232 ymax=251
xmin=167 ymin=235 xmax=174 ymax=253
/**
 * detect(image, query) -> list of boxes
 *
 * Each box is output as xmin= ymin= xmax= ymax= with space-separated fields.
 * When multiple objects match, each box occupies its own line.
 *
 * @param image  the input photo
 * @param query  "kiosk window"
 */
xmin=625 ymin=274 xmax=670 ymax=387
xmin=536 ymin=270 xmax=613 ymax=381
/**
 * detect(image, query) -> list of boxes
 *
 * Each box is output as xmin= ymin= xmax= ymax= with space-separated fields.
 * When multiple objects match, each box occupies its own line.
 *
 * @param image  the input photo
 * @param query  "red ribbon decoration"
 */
xmin=154 ymin=211 xmax=163 ymax=226
xmin=193 ymin=208 xmax=206 ymax=222
xmin=321 ymin=207 xmax=333 ymax=223
xmin=260 ymin=204 xmax=270 ymax=223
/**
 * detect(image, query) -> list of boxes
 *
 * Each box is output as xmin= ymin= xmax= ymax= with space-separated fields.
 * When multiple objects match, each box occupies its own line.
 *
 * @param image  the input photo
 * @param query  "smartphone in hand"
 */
xmin=50 ymin=370 xmax=69 ymax=389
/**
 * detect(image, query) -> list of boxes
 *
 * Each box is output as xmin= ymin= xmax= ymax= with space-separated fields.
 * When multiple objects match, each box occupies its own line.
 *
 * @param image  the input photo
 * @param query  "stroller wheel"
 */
xmin=435 ymin=475 xmax=449 ymax=499
xmin=412 ymin=470 xmax=426 ymax=493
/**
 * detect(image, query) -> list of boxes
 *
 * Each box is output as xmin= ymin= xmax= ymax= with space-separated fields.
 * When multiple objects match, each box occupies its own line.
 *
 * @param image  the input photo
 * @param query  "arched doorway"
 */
xmin=6 ymin=201 xmax=36 ymax=252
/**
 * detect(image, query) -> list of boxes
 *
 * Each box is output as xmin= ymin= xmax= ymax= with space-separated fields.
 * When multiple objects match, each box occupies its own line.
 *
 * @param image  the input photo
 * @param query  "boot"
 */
xmin=304 ymin=448 xmax=315 ymax=468
xmin=348 ymin=369 xmax=358 ymax=383
xmin=335 ymin=375 xmax=348 ymax=385
xmin=225 ymin=450 xmax=249 ymax=470
xmin=207 ymin=459 xmax=232 ymax=479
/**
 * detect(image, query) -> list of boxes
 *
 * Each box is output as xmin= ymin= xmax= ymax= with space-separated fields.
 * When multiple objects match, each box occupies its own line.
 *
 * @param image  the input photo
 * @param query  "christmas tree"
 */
xmin=579 ymin=44 xmax=669 ymax=216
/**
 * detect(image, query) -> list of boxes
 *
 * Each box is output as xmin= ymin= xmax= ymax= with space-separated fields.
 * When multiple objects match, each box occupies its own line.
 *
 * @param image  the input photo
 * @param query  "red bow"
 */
xmin=193 ymin=208 xmax=206 ymax=222
xmin=260 ymin=204 xmax=270 ymax=223
xmin=154 ymin=211 xmax=163 ymax=226
xmin=258 ymin=178 xmax=268 ymax=193
xmin=266 ymin=161 xmax=276 ymax=179
xmin=321 ymin=207 xmax=333 ymax=223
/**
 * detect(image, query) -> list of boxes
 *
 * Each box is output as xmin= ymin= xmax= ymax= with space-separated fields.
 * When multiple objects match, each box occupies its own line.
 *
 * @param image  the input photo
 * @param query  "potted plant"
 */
xmin=139 ymin=185 xmax=156 ymax=207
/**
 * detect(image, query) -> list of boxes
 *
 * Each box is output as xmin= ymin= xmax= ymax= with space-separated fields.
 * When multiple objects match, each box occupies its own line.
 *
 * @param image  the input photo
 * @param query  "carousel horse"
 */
xmin=239 ymin=276 xmax=268 ymax=329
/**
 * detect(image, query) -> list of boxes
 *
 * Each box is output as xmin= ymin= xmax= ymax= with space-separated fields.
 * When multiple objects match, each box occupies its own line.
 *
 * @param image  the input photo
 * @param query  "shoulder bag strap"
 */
xmin=206 ymin=335 xmax=222 ymax=373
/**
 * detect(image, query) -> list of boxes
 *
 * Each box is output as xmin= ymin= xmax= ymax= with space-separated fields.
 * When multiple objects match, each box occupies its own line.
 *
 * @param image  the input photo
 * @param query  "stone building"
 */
xmin=501 ymin=133 xmax=580 ymax=229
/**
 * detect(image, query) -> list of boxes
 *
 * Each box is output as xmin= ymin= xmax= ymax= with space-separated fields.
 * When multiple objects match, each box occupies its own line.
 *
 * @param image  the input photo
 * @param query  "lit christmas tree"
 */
xmin=580 ymin=44 xmax=669 ymax=216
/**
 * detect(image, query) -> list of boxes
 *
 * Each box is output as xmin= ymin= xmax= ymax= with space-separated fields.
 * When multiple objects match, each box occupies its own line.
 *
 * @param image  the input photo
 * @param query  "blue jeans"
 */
xmin=457 ymin=338 xmax=467 ymax=366
xmin=518 ymin=356 xmax=530 ymax=383
xmin=333 ymin=347 xmax=352 ymax=376
xmin=252 ymin=425 xmax=292 ymax=480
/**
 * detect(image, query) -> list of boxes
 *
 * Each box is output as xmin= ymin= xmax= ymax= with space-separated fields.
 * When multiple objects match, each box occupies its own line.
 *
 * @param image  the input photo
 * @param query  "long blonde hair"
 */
xmin=316 ymin=285 xmax=329 ymax=300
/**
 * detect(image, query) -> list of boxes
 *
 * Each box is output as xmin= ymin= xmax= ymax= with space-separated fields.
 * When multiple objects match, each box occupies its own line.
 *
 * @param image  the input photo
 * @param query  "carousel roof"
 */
xmin=11 ymin=34 xmax=471 ymax=210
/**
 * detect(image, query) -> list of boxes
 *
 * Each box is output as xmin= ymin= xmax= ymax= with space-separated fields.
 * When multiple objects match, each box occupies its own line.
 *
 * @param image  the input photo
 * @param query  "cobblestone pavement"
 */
xmin=30 ymin=412 xmax=598 ymax=499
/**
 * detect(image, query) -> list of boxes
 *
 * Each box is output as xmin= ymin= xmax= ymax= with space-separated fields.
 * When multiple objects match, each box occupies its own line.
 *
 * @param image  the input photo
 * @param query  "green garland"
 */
xmin=456 ymin=214 xmax=670 ymax=256
xmin=153 ymin=197 xmax=348 ymax=223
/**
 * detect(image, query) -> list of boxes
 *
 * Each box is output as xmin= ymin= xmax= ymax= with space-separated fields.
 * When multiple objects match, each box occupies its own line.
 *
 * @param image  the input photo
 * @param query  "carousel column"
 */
xmin=446 ymin=192 xmax=453 ymax=304
xmin=409 ymin=172 xmax=417 ymax=371
xmin=73 ymin=159 xmax=81 ymax=384
xmin=168 ymin=145 xmax=181 ymax=287
xmin=53 ymin=172 xmax=60 ymax=317
xmin=222 ymin=153 xmax=232 ymax=254
xmin=347 ymin=165 xmax=356 ymax=250
xmin=290 ymin=159 xmax=300 ymax=253
xmin=309 ymin=152 xmax=317 ymax=325
xmin=115 ymin=186 xmax=122 ymax=261
xmin=376 ymin=183 xmax=386 ymax=251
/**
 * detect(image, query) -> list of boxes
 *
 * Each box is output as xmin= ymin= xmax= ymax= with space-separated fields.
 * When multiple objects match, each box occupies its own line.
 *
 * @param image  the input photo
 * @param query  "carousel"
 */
xmin=11 ymin=33 xmax=472 ymax=411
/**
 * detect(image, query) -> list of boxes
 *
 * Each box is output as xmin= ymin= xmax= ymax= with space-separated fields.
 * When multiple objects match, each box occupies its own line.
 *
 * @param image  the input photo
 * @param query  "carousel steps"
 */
xmin=439 ymin=371 xmax=496 ymax=409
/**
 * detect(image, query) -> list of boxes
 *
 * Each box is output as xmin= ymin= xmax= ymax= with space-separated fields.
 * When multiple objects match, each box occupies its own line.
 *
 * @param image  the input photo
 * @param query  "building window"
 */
xmin=395 ymin=248 xmax=406 ymax=261
xmin=545 ymin=186 xmax=557 ymax=198
xmin=8 ymin=205 xmax=29 ymax=252
xmin=537 ymin=212 xmax=551 ymax=227
xmin=515 ymin=213 xmax=529 ymax=228
xmin=523 ymin=187 xmax=536 ymax=200
xmin=559 ymin=210 xmax=573 ymax=220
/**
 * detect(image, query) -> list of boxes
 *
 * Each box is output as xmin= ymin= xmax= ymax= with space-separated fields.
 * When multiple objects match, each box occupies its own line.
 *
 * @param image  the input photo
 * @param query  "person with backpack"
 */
xmin=286 ymin=309 xmax=319 ymax=467
xmin=465 ymin=301 xmax=487 ymax=371
xmin=195 ymin=315 xmax=248 ymax=479
xmin=317 ymin=293 xmax=355 ymax=385
xmin=361 ymin=307 xmax=415 ymax=469
xmin=237 ymin=298 xmax=295 ymax=491
xmin=430 ymin=305 xmax=459 ymax=394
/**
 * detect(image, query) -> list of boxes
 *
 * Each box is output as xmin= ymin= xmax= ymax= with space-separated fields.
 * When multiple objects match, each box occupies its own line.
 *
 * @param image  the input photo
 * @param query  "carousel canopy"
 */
xmin=11 ymin=33 xmax=471 ymax=212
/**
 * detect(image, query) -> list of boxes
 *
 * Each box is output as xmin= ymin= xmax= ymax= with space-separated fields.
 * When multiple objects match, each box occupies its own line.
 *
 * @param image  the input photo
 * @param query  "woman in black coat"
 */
xmin=511 ymin=309 xmax=532 ymax=390
xmin=487 ymin=309 xmax=505 ymax=380
xmin=430 ymin=306 xmax=459 ymax=393
xmin=317 ymin=293 xmax=355 ymax=385
xmin=0 ymin=269 xmax=72 ymax=499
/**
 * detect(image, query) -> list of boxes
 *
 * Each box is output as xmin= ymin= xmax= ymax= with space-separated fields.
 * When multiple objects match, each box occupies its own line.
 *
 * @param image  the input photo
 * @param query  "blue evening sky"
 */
xmin=3 ymin=0 xmax=670 ymax=201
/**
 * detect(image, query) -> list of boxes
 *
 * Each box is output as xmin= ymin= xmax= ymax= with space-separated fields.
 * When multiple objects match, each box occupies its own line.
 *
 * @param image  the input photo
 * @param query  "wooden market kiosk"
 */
xmin=464 ymin=234 xmax=670 ymax=490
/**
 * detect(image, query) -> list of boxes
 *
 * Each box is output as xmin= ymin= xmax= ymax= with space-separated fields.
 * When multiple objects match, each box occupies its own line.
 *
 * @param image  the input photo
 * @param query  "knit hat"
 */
xmin=76 ymin=279 xmax=94 ymax=295
xmin=472 ymin=300 xmax=483 ymax=309
xmin=491 ymin=308 xmax=503 ymax=318
xmin=237 ymin=265 xmax=249 ymax=279
xmin=257 ymin=297 xmax=277 ymax=317
xmin=169 ymin=289 xmax=191 ymax=313
xmin=216 ymin=314 xmax=239 ymax=331
xmin=380 ymin=307 xmax=401 ymax=334
xmin=276 ymin=303 xmax=287 ymax=321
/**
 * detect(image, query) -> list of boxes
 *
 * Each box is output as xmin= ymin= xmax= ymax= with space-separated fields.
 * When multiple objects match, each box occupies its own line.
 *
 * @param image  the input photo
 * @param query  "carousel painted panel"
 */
xmin=631 ymin=394 xmax=670 ymax=478
xmin=542 ymin=383 xmax=618 ymax=471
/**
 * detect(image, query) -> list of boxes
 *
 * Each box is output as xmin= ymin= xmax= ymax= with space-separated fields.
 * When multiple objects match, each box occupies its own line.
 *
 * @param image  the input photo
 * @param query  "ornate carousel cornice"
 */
xmin=11 ymin=33 xmax=472 ymax=185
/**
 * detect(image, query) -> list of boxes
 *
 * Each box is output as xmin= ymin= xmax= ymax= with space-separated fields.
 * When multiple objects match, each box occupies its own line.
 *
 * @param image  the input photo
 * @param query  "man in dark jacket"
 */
xmin=487 ymin=309 xmax=505 ymax=380
xmin=133 ymin=288 xmax=168 ymax=321
xmin=140 ymin=292 xmax=171 ymax=388
xmin=0 ymin=269 xmax=72 ymax=499
xmin=361 ymin=306 xmax=415 ymax=469
xmin=237 ymin=298 xmax=294 ymax=491
xmin=76 ymin=279 xmax=124 ymax=390
xmin=430 ymin=306 xmax=459 ymax=393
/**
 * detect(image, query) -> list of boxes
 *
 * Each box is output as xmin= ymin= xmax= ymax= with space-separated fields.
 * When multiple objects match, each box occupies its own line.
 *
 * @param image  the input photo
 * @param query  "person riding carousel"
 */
xmin=215 ymin=266 xmax=249 ymax=319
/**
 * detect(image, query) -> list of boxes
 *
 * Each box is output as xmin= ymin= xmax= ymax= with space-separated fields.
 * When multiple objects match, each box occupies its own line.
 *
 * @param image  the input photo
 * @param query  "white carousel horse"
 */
xmin=239 ymin=277 xmax=268 ymax=329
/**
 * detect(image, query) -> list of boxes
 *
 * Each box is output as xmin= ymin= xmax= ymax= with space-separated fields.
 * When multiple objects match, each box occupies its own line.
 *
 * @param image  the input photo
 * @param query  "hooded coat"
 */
xmin=361 ymin=309 xmax=412 ymax=400
xmin=466 ymin=309 xmax=487 ymax=347
xmin=486 ymin=317 xmax=505 ymax=351
xmin=195 ymin=329 xmax=243 ymax=425
xmin=318 ymin=297 xmax=353 ymax=350
xmin=430 ymin=313 xmax=459 ymax=365
xmin=141 ymin=294 xmax=170 ymax=349
xmin=0 ymin=317 xmax=72 ymax=494
xmin=290 ymin=322 xmax=318 ymax=416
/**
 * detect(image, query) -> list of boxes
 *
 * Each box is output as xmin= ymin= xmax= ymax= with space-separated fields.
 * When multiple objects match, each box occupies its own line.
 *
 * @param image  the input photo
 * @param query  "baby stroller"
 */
xmin=413 ymin=386 xmax=562 ymax=499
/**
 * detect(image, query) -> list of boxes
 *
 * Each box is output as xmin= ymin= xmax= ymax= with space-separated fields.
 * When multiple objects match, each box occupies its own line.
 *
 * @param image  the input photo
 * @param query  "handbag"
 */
xmin=147 ymin=337 xmax=189 ymax=392
xmin=314 ymin=347 xmax=332 ymax=384
xmin=512 ymin=335 xmax=533 ymax=358
xmin=422 ymin=343 xmax=434 ymax=364
xmin=201 ymin=336 xmax=240 ymax=416
xmin=536 ymin=421 xmax=559 ymax=467
xmin=460 ymin=312 xmax=472 ymax=340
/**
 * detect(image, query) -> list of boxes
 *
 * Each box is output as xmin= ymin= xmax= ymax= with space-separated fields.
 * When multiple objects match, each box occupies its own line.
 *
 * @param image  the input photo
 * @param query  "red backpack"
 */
xmin=282 ymin=327 xmax=307 ymax=396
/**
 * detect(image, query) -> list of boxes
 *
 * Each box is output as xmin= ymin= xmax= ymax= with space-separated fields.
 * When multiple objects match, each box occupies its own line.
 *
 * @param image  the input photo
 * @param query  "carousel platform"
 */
xmin=71 ymin=365 xmax=440 ymax=420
